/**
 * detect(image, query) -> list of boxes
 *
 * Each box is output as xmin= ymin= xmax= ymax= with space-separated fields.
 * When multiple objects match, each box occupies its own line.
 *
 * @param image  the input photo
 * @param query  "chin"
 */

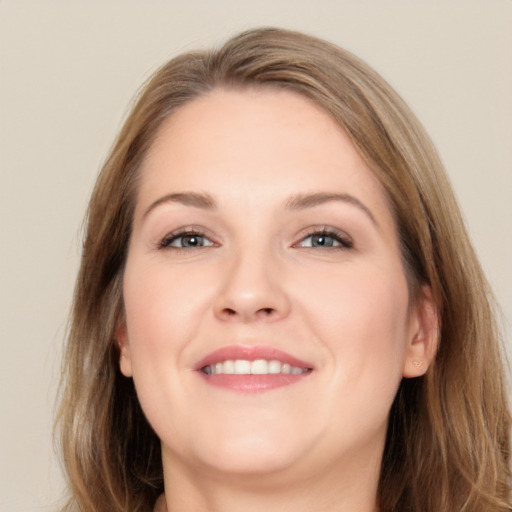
xmin=205 ymin=439 xmax=299 ymax=476
xmin=165 ymin=423 xmax=315 ymax=479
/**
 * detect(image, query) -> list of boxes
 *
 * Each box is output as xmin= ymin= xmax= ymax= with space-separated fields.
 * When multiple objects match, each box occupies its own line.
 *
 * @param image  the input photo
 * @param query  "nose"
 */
xmin=213 ymin=247 xmax=291 ymax=323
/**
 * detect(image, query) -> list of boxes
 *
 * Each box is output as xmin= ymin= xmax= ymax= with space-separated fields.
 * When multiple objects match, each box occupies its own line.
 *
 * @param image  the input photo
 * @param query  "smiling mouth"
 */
xmin=195 ymin=346 xmax=313 ymax=392
xmin=202 ymin=359 xmax=311 ymax=376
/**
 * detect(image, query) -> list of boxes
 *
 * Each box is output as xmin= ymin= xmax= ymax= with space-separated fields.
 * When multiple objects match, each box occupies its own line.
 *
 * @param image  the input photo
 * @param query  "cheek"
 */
xmin=294 ymin=260 xmax=410 ymax=385
xmin=283 ymin=260 xmax=411 ymax=455
xmin=120 ymin=256 xmax=214 ymax=437
xmin=120 ymin=256 xmax=218 ymax=424
xmin=123 ymin=257 xmax=212 ymax=355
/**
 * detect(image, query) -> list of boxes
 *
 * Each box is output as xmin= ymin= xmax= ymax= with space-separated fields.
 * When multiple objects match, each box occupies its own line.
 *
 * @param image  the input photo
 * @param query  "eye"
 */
xmin=159 ymin=230 xmax=215 ymax=249
xmin=296 ymin=229 xmax=353 ymax=249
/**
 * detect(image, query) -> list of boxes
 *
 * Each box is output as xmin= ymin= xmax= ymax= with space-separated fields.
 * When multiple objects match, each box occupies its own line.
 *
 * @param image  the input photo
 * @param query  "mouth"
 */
xmin=202 ymin=359 xmax=309 ymax=375
xmin=195 ymin=345 xmax=313 ymax=393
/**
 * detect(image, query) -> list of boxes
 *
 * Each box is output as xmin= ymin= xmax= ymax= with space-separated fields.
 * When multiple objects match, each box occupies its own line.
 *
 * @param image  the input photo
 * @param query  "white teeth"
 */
xmin=251 ymin=359 xmax=268 ymax=374
xmin=234 ymin=360 xmax=251 ymax=374
xmin=203 ymin=359 xmax=308 ymax=376
xmin=222 ymin=359 xmax=234 ymax=374
xmin=268 ymin=360 xmax=282 ymax=374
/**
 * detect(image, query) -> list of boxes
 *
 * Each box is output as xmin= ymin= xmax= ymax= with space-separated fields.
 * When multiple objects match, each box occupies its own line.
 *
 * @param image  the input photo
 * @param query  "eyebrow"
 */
xmin=286 ymin=192 xmax=378 ymax=226
xmin=142 ymin=192 xmax=216 ymax=219
xmin=142 ymin=190 xmax=377 ymax=226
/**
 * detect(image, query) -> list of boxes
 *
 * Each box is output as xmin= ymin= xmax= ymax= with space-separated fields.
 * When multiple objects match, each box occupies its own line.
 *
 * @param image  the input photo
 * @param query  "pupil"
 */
xmin=184 ymin=235 xmax=201 ymax=246
xmin=313 ymin=235 xmax=331 ymax=247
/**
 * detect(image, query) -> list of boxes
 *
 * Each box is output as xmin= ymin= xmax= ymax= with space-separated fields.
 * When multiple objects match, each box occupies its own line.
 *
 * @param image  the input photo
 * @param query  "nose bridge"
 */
xmin=214 ymin=239 xmax=290 ymax=322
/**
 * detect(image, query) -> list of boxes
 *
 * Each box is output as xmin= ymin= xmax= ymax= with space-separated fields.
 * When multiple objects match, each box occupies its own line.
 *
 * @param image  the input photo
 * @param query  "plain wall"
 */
xmin=1 ymin=1 xmax=511 ymax=510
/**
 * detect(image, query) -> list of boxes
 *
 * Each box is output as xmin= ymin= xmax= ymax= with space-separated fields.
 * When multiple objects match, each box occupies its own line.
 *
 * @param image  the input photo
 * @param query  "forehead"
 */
xmin=136 ymin=87 xmax=392 ymax=225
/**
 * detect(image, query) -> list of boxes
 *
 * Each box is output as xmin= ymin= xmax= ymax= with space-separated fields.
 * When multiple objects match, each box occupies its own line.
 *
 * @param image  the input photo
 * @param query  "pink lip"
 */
xmin=194 ymin=345 xmax=314 ymax=393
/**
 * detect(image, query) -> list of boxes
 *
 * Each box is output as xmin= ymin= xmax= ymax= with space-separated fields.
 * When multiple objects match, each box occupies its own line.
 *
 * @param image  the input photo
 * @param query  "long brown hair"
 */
xmin=56 ymin=27 xmax=511 ymax=511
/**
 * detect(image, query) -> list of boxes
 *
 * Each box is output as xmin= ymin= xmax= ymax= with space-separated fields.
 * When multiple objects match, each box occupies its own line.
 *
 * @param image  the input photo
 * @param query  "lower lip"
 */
xmin=198 ymin=372 xmax=312 ymax=393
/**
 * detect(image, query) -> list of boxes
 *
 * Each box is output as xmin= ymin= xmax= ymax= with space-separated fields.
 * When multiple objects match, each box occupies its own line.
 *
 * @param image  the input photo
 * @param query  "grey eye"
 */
xmin=307 ymin=234 xmax=337 ymax=247
xmin=161 ymin=232 xmax=214 ymax=249
xmin=175 ymin=235 xmax=206 ymax=247
xmin=298 ymin=231 xmax=352 ymax=249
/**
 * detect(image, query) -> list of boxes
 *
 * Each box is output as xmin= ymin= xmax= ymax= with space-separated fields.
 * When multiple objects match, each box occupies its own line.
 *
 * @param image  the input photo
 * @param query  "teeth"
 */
xmin=203 ymin=359 xmax=308 ymax=376
xmin=268 ymin=360 xmax=282 ymax=374
xmin=251 ymin=359 xmax=268 ymax=374
xmin=234 ymin=360 xmax=251 ymax=374
xmin=223 ymin=359 xmax=234 ymax=374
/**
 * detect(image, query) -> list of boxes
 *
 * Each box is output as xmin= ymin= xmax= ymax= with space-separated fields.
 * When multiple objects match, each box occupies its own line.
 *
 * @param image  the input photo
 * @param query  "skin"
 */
xmin=117 ymin=88 xmax=437 ymax=512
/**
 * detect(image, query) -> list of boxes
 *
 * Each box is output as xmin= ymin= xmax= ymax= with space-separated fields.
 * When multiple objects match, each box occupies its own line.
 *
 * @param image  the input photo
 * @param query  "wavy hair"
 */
xmin=56 ymin=27 xmax=511 ymax=511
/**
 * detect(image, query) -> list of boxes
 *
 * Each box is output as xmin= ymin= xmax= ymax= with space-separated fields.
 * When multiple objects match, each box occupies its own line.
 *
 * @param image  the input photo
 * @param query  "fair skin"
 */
xmin=118 ymin=88 xmax=436 ymax=512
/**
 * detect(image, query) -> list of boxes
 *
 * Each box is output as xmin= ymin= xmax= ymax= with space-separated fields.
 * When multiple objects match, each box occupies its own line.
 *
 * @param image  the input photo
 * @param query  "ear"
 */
xmin=402 ymin=285 xmax=439 ymax=378
xmin=116 ymin=317 xmax=133 ymax=378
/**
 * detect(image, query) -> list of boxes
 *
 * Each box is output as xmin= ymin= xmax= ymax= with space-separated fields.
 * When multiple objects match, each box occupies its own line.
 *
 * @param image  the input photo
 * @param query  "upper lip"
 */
xmin=194 ymin=345 xmax=314 ymax=371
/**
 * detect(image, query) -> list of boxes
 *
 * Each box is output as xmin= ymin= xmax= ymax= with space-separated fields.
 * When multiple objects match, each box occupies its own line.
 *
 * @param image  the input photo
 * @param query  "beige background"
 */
xmin=1 ymin=1 xmax=511 ymax=510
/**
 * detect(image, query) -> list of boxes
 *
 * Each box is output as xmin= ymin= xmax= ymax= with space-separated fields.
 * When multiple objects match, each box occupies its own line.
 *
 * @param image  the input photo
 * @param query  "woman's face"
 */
xmin=118 ymin=88 xmax=433 ymax=483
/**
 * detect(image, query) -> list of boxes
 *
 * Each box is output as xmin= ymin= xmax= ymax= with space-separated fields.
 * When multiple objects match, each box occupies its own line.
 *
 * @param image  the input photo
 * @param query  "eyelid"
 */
xmin=293 ymin=226 xmax=354 ymax=249
xmin=157 ymin=226 xmax=219 ymax=250
xmin=155 ymin=225 xmax=353 ymax=250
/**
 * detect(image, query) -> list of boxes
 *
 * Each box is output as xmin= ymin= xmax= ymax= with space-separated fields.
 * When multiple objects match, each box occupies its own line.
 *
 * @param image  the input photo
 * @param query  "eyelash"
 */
xmin=158 ymin=227 xmax=354 ymax=251
xmin=158 ymin=229 xmax=216 ymax=250
xmin=294 ymin=227 xmax=354 ymax=250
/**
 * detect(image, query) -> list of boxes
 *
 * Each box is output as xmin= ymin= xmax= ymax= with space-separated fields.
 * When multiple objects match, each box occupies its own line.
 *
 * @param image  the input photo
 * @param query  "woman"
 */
xmin=56 ymin=28 xmax=511 ymax=511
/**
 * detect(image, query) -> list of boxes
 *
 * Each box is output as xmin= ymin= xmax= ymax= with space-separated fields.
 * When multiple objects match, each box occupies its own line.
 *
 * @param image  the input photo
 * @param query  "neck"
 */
xmin=159 ymin=448 xmax=381 ymax=512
